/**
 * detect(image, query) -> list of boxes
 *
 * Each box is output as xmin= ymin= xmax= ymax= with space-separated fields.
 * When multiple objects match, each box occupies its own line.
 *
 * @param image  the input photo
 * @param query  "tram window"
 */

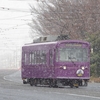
xmin=56 ymin=49 xmax=59 ymax=62
xmin=32 ymin=53 xmax=35 ymax=65
xmin=50 ymin=49 xmax=53 ymax=66
xmin=29 ymin=50 xmax=47 ymax=65
xmin=25 ymin=53 xmax=27 ymax=65
xmin=39 ymin=51 xmax=42 ymax=64
xmin=34 ymin=51 xmax=37 ymax=64
xmin=24 ymin=53 xmax=29 ymax=65
xmin=29 ymin=53 xmax=32 ymax=64
xmin=41 ymin=50 xmax=46 ymax=64
xmin=29 ymin=52 xmax=35 ymax=65
xmin=36 ymin=50 xmax=40 ymax=64
xmin=32 ymin=53 xmax=35 ymax=64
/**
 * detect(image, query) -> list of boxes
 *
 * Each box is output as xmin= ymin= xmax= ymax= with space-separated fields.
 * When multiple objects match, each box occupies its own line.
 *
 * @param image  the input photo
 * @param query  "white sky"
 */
xmin=0 ymin=0 xmax=37 ymax=50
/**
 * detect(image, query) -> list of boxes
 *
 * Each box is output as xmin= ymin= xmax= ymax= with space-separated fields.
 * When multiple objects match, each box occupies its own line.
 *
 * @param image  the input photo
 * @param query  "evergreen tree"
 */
xmin=86 ymin=32 xmax=100 ymax=77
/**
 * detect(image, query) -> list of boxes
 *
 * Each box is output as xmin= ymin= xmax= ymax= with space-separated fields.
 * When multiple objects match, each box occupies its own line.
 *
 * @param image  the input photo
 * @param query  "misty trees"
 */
xmin=86 ymin=32 xmax=100 ymax=77
xmin=29 ymin=0 xmax=100 ymax=77
xmin=30 ymin=0 xmax=100 ymax=39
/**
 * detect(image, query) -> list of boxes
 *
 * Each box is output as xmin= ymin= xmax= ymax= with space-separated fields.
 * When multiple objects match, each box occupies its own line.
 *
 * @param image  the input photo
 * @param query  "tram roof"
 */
xmin=23 ymin=40 xmax=90 ymax=47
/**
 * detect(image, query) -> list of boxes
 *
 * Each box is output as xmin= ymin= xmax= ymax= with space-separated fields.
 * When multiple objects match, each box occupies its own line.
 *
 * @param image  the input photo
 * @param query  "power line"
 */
xmin=0 ymin=19 xmax=31 ymax=21
xmin=0 ymin=7 xmax=30 ymax=13
xmin=8 ymin=0 xmax=35 ymax=2
xmin=0 ymin=23 xmax=30 ymax=33
xmin=8 ymin=0 xmax=34 ymax=2
xmin=0 ymin=14 xmax=32 ymax=20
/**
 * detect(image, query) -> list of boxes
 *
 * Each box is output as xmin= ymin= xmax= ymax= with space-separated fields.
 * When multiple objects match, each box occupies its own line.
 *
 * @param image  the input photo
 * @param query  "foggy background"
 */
xmin=0 ymin=0 xmax=36 ymax=69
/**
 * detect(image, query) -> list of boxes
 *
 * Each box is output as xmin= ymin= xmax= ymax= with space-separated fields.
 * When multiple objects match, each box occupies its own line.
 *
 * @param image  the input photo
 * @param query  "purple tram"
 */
xmin=21 ymin=40 xmax=90 ymax=88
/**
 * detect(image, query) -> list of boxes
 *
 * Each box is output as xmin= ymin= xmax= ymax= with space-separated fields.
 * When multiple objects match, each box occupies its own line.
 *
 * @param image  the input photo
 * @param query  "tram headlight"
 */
xmin=63 ymin=66 xmax=67 ymax=70
xmin=82 ymin=66 xmax=85 ymax=70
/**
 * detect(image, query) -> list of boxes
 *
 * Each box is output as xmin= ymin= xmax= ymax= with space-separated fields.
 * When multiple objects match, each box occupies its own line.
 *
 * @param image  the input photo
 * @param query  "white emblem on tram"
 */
xmin=76 ymin=69 xmax=84 ymax=76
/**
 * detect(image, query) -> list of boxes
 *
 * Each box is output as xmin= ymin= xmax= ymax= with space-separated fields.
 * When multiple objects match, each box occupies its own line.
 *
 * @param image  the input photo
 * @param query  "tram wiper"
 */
xmin=68 ymin=56 xmax=76 ymax=66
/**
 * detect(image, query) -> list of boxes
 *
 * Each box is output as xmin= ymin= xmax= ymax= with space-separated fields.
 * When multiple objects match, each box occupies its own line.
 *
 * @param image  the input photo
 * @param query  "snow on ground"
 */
xmin=4 ymin=69 xmax=22 ymax=83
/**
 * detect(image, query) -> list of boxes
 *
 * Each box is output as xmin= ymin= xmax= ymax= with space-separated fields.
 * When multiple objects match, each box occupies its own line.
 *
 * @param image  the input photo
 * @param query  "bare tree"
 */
xmin=29 ymin=0 xmax=100 ymax=39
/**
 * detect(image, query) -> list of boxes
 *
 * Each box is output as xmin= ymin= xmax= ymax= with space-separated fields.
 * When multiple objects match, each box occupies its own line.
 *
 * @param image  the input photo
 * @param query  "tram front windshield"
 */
xmin=57 ymin=47 xmax=88 ymax=62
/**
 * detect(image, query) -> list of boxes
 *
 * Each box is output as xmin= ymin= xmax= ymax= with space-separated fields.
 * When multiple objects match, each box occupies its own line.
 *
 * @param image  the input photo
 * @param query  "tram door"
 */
xmin=49 ymin=49 xmax=55 ymax=77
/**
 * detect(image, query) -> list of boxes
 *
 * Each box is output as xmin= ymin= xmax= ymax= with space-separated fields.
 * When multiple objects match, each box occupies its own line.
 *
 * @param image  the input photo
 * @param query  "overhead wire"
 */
xmin=0 ymin=7 xmax=30 ymax=13
xmin=0 ymin=23 xmax=30 ymax=33
xmin=0 ymin=6 xmax=33 ymax=50
xmin=0 ymin=14 xmax=32 ymax=20
xmin=0 ymin=25 xmax=29 ymax=49
xmin=0 ymin=7 xmax=32 ymax=30
xmin=7 ymin=0 xmax=35 ymax=1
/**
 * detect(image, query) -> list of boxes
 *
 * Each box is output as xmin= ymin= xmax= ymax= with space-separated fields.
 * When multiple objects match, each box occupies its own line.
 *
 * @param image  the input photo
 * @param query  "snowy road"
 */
xmin=0 ymin=69 xmax=100 ymax=100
